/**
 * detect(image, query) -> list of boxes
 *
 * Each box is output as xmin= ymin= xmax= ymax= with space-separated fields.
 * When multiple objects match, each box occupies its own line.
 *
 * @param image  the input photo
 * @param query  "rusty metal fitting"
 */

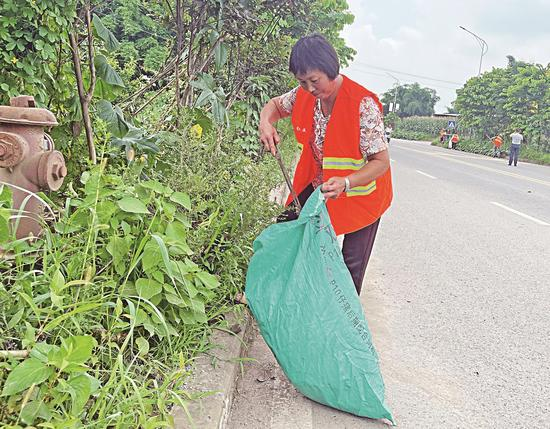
xmin=0 ymin=95 xmax=64 ymax=238
xmin=37 ymin=150 xmax=67 ymax=191
xmin=0 ymin=132 xmax=28 ymax=168
xmin=0 ymin=96 xmax=58 ymax=127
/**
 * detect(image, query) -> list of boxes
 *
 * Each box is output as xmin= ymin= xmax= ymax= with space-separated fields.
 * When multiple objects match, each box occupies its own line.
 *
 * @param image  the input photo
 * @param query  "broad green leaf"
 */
xmin=50 ymin=336 xmax=97 ymax=372
xmin=165 ymin=293 xmax=184 ymax=306
xmin=165 ymin=222 xmax=187 ymax=243
xmin=190 ymin=73 xmax=214 ymax=91
xmin=194 ymin=88 xmax=214 ymax=107
xmin=95 ymin=54 xmax=125 ymax=87
xmin=96 ymin=100 xmax=129 ymax=138
xmin=1 ymin=358 xmax=53 ymax=396
xmin=7 ymin=307 xmax=24 ymax=330
xmin=212 ymin=98 xmax=227 ymax=125
xmin=183 ymin=279 xmax=198 ymax=298
xmin=142 ymin=242 xmax=161 ymax=272
xmin=20 ymin=399 xmax=49 ymax=425
xmin=110 ymin=126 xmax=160 ymax=154
xmin=169 ymin=192 xmax=191 ymax=210
xmin=152 ymin=234 xmax=174 ymax=281
xmin=135 ymin=278 xmax=162 ymax=300
xmin=67 ymin=374 xmax=92 ymax=415
xmin=106 ymin=236 xmax=131 ymax=275
xmin=117 ymin=197 xmax=149 ymax=214
xmin=214 ymin=42 xmax=228 ymax=70
xmin=50 ymin=269 xmax=65 ymax=293
xmin=141 ymin=180 xmax=172 ymax=195
xmin=92 ymin=14 xmax=120 ymax=51
xmin=179 ymin=308 xmax=207 ymax=325
xmin=0 ymin=184 xmax=12 ymax=204
xmin=196 ymin=271 xmax=220 ymax=289
xmin=94 ymin=77 xmax=117 ymax=101
xmin=96 ymin=200 xmax=118 ymax=225
xmin=190 ymin=296 xmax=205 ymax=314
xmin=175 ymin=212 xmax=191 ymax=228
xmin=135 ymin=337 xmax=150 ymax=356
xmin=0 ymin=215 xmax=8 ymax=243
xmin=30 ymin=342 xmax=59 ymax=363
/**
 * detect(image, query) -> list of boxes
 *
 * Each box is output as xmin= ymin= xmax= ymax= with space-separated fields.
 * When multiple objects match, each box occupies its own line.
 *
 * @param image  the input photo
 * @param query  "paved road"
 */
xmin=228 ymin=139 xmax=550 ymax=428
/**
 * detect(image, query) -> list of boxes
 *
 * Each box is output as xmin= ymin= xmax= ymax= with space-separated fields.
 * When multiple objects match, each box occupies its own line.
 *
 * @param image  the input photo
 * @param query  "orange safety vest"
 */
xmin=286 ymin=75 xmax=393 ymax=235
xmin=451 ymin=134 xmax=459 ymax=143
xmin=493 ymin=136 xmax=503 ymax=147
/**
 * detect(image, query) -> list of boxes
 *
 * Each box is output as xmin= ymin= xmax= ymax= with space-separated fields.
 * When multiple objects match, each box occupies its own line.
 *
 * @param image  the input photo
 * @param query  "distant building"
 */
xmin=433 ymin=113 xmax=460 ymax=119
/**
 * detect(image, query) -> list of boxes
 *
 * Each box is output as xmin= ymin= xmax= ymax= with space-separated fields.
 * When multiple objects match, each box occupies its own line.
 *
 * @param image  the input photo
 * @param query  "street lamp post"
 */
xmin=459 ymin=26 xmax=488 ymax=76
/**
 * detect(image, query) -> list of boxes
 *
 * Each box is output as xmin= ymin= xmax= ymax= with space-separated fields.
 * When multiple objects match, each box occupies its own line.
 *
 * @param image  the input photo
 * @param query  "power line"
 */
xmin=353 ymin=61 xmax=464 ymax=86
xmin=346 ymin=67 xmax=462 ymax=91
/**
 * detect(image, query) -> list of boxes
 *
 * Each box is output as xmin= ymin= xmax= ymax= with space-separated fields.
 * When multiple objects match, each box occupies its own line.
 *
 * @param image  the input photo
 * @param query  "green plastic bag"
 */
xmin=246 ymin=188 xmax=394 ymax=423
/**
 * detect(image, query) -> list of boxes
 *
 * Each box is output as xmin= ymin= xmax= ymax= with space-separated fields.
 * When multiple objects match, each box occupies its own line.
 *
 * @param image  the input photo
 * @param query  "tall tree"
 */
xmin=455 ymin=57 xmax=550 ymax=149
xmin=381 ymin=83 xmax=439 ymax=117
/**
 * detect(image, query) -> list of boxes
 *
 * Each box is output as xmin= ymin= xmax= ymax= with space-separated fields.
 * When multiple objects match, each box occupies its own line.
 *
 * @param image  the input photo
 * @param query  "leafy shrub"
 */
xmin=0 ymin=159 xmax=222 ymax=425
xmin=0 ymin=118 xmax=298 ymax=425
xmin=393 ymin=116 xmax=450 ymax=141
xmin=156 ymin=119 xmax=297 ymax=298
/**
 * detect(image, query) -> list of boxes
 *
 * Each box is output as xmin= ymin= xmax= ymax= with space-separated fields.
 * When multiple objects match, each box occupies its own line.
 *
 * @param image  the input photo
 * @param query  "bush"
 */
xmin=0 ymin=120 xmax=298 ymax=426
xmin=393 ymin=116 xmax=450 ymax=141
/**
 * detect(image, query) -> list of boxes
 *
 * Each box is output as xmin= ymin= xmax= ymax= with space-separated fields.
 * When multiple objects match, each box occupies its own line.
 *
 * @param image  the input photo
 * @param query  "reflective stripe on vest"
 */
xmin=323 ymin=156 xmax=377 ymax=197
xmin=346 ymin=181 xmax=377 ymax=197
xmin=323 ymin=156 xmax=365 ymax=170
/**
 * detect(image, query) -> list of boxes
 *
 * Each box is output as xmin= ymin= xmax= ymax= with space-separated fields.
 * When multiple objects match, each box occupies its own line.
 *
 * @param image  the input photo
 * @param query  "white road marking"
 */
xmin=490 ymin=202 xmax=550 ymax=226
xmin=415 ymin=169 xmax=436 ymax=179
xmin=396 ymin=145 xmax=550 ymax=188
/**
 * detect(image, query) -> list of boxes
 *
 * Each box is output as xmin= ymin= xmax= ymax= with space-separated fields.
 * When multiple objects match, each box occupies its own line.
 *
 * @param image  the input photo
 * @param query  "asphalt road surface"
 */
xmin=228 ymin=139 xmax=550 ymax=429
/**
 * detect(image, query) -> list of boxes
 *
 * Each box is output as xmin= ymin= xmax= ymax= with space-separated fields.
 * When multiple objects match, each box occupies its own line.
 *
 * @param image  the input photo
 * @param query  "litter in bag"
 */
xmin=245 ymin=187 xmax=394 ymax=423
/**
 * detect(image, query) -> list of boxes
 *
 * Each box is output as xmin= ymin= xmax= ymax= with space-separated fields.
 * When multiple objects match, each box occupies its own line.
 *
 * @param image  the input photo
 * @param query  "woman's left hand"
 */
xmin=321 ymin=176 xmax=346 ymax=199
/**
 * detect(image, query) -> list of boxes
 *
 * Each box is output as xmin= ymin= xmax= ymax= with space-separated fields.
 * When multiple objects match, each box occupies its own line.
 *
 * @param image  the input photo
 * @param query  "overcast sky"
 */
xmin=341 ymin=0 xmax=550 ymax=113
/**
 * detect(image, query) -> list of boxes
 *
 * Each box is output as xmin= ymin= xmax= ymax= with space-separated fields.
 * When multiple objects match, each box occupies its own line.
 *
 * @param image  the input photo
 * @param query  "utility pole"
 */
xmin=387 ymin=73 xmax=400 ymax=112
xmin=459 ymin=26 xmax=488 ymax=76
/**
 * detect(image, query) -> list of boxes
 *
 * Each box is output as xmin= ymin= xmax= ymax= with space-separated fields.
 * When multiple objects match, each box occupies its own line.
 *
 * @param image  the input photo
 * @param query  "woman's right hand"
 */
xmin=259 ymin=120 xmax=281 ymax=156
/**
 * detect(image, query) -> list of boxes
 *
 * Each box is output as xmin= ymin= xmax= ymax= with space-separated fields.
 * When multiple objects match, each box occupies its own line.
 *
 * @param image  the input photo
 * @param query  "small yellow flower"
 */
xmin=190 ymin=123 xmax=203 ymax=139
xmin=11 ymin=57 xmax=18 ymax=64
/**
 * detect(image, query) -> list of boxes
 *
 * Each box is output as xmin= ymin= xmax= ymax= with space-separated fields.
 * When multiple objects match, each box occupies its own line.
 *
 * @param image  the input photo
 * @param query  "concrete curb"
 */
xmin=172 ymin=310 xmax=253 ymax=429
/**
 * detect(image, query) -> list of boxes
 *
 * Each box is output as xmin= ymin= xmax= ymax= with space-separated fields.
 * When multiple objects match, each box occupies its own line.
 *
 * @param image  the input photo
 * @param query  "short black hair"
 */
xmin=289 ymin=34 xmax=340 ymax=80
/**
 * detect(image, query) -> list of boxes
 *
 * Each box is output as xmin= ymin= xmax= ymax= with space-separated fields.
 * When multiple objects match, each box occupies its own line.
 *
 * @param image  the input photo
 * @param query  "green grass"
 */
xmin=0 ymin=120 xmax=298 ymax=427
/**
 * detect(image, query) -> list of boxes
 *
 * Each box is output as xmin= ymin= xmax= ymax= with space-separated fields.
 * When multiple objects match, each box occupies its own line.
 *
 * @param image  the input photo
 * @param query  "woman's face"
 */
xmin=295 ymin=70 xmax=337 ymax=100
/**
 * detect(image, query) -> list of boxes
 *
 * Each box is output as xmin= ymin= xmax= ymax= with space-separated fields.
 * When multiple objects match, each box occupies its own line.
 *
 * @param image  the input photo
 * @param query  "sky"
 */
xmin=341 ymin=0 xmax=550 ymax=113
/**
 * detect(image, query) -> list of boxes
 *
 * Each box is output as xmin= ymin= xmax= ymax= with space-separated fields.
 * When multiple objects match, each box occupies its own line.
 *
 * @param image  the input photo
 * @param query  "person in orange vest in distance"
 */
xmin=450 ymin=132 xmax=460 ymax=150
xmin=258 ymin=34 xmax=392 ymax=295
xmin=491 ymin=134 xmax=503 ymax=157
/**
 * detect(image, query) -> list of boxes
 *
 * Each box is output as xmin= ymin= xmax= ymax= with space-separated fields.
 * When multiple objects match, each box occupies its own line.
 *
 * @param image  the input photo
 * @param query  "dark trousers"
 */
xmin=278 ymin=184 xmax=380 ymax=295
xmin=509 ymin=144 xmax=520 ymax=165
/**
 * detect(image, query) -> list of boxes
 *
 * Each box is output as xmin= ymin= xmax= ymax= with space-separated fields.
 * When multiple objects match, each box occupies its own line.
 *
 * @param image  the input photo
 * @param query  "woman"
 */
xmin=450 ymin=132 xmax=460 ymax=150
xmin=491 ymin=134 xmax=503 ymax=157
xmin=259 ymin=34 xmax=392 ymax=295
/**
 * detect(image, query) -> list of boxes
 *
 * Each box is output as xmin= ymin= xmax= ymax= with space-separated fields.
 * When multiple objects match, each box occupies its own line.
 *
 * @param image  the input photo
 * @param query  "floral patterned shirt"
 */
xmin=279 ymin=86 xmax=388 ymax=188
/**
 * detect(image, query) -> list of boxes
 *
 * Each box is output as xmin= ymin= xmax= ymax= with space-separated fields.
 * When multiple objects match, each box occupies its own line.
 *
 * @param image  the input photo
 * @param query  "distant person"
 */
xmin=492 ymin=134 xmax=503 ymax=157
xmin=439 ymin=129 xmax=446 ymax=143
xmin=508 ymin=129 xmax=524 ymax=166
xmin=450 ymin=133 xmax=459 ymax=150
xmin=384 ymin=125 xmax=393 ymax=143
